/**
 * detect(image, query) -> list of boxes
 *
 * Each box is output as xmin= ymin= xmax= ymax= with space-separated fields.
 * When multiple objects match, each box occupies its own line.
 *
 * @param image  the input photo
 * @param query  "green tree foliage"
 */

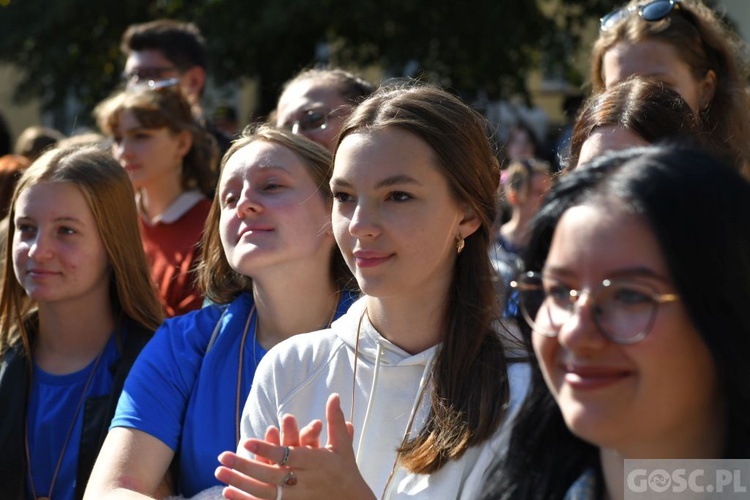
xmin=0 ymin=0 xmax=621 ymax=118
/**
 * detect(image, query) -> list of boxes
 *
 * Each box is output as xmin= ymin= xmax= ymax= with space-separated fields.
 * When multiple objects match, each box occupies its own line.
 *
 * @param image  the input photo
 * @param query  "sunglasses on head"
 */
xmin=600 ymin=0 xmax=682 ymax=31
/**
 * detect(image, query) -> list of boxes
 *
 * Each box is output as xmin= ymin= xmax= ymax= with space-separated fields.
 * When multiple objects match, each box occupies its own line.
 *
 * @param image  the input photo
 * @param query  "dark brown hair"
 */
xmin=336 ymin=84 xmax=510 ymax=473
xmin=567 ymin=76 xmax=706 ymax=169
xmin=121 ymin=19 xmax=206 ymax=72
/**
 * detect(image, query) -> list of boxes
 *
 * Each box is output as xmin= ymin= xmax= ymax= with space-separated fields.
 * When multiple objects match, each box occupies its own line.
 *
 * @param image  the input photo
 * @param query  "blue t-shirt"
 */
xmin=26 ymin=333 xmax=120 ymax=500
xmin=112 ymin=290 xmax=356 ymax=496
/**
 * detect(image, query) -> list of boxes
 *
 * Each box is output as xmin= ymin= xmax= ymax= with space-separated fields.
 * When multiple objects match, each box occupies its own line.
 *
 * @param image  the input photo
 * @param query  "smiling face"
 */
xmin=602 ymin=40 xmax=714 ymax=114
xmin=276 ymin=79 xmax=351 ymax=152
xmin=218 ymin=139 xmax=334 ymax=279
xmin=111 ymin=109 xmax=189 ymax=192
xmin=331 ymin=128 xmax=477 ymax=301
xmin=12 ymin=181 xmax=110 ymax=307
xmin=533 ymin=203 xmax=724 ymax=457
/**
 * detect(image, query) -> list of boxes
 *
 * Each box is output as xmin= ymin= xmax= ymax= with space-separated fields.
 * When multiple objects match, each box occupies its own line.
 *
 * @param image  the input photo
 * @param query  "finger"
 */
xmin=215 ymin=463 xmax=277 ymax=500
xmin=217 ymin=451 xmax=291 ymax=488
xmin=299 ymin=419 xmax=323 ymax=448
xmin=244 ymin=439 xmax=302 ymax=467
xmin=222 ymin=483 xmax=282 ymax=500
xmin=258 ymin=427 xmax=281 ymax=465
xmin=265 ymin=426 xmax=281 ymax=446
xmin=281 ymin=414 xmax=300 ymax=447
xmin=221 ymin=484 xmax=260 ymax=500
xmin=325 ymin=393 xmax=354 ymax=456
xmin=346 ymin=421 xmax=355 ymax=441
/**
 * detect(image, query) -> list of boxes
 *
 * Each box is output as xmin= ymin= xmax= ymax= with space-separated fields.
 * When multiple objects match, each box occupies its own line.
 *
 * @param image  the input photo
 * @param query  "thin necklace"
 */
xmin=25 ymin=346 xmax=106 ymax=500
xmin=350 ymin=308 xmax=432 ymax=500
xmin=236 ymin=292 xmax=341 ymax=444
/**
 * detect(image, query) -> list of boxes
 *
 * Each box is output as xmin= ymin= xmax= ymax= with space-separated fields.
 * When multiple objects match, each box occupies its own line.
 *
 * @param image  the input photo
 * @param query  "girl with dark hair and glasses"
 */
xmin=480 ymin=144 xmax=750 ymax=499
xmin=590 ymin=0 xmax=750 ymax=174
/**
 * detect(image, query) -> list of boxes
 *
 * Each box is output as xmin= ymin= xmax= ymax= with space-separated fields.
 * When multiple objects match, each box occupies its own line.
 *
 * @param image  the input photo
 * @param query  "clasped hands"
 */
xmin=215 ymin=393 xmax=376 ymax=500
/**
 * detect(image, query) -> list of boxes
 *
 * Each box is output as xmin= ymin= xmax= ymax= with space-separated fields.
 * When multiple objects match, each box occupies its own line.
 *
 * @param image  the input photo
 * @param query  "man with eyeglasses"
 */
xmin=274 ymin=68 xmax=376 ymax=152
xmin=120 ymin=19 xmax=231 ymax=156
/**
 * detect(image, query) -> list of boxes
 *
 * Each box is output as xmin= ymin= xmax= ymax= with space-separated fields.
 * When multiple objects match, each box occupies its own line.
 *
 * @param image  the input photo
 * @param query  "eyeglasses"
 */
xmin=510 ymin=271 xmax=680 ymax=344
xmin=283 ymin=108 xmax=347 ymax=134
xmin=130 ymin=78 xmax=180 ymax=92
xmin=600 ymin=0 xmax=682 ymax=31
xmin=122 ymin=66 xmax=179 ymax=85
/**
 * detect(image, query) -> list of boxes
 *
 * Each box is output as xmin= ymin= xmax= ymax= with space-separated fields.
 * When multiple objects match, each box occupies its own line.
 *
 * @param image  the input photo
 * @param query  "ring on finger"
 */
xmin=282 ymin=470 xmax=298 ymax=487
xmin=279 ymin=446 xmax=291 ymax=466
xmin=276 ymin=485 xmax=282 ymax=500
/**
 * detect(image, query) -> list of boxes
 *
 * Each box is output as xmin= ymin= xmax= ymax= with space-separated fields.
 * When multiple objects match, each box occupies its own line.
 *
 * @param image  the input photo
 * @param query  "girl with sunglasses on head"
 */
xmin=590 ymin=0 xmax=750 ymax=174
xmin=480 ymin=144 xmax=750 ymax=500
xmin=0 ymin=146 xmax=163 ymax=500
xmin=85 ymin=126 xmax=356 ymax=499
xmin=95 ymin=83 xmax=218 ymax=317
xmin=216 ymin=84 xmax=530 ymax=500
xmin=275 ymin=68 xmax=376 ymax=153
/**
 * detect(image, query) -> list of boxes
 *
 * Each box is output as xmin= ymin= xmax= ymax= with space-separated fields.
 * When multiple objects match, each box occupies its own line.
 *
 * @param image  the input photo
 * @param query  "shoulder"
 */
xmin=144 ymin=302 xmax=227 ymax=358
xmin=0 ymin=343 xmax=27 ymax=381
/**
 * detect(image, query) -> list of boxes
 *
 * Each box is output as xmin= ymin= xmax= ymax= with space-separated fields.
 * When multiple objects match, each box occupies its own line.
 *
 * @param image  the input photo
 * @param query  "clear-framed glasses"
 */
xmin=283 ymin=108 xmax=346 ymax=134
xmin=600 ymin=0 xmax=682 ymax=31
xmin=510 ymin=271 xmax=680 ymax=344
xmin=122 ymin=66 xmax=179 ymax=85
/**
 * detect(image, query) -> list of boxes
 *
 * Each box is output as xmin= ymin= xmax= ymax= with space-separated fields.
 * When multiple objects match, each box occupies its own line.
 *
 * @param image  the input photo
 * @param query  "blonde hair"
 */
xmin=199 ymin=124 xmax=353 ymax=303
xmin=590 ymin=0 xmax=750 ymax=172
xmin=0 ymin=146 xmax=164 ymax=356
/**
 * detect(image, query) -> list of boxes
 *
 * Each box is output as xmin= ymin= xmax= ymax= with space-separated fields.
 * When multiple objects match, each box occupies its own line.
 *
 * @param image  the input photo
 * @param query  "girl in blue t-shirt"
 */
xmin=0 ymin=146 xmax=164 ymax=500
xmin=86 ymin=125 xmax=357 ymax=498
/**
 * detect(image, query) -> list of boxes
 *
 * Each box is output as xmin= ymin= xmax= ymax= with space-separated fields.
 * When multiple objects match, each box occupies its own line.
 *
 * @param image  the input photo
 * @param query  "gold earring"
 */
xmin=456 ymin=234 xmax=465 ymax=254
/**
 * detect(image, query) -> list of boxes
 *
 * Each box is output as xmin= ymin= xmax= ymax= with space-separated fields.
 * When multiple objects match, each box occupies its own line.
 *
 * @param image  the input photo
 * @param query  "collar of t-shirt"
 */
xmin=138 ymin=189 xmax=205 ymax=226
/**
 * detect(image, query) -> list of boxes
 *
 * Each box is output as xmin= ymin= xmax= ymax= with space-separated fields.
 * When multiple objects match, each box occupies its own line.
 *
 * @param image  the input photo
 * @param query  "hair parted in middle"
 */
xmin=0 ymin=146 xmax=164 ymax=358
xmin=566 ymin=76 xmax=709 ymax=170
xmin=336 ymin=83 xmax=513 ymax=474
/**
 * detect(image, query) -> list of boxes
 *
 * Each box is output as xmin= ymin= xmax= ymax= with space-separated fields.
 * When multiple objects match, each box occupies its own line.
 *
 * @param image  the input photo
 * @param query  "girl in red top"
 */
xmin=96 ymin=82 xmax=218 ymax=316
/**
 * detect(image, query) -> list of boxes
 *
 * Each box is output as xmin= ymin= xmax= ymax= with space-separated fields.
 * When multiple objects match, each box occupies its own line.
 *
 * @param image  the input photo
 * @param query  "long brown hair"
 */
xmin=199 ymin=124 xmax=354 ymax=304
xmin=95 ymin=85 xmax=218 ymax=196
xmin=0 ymin=146 xmax=164 ymax=357
xmin=337 ymin=84 xmax=510 ymax=473
xmin=590 ymin=0 xmax=750 ymax=173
